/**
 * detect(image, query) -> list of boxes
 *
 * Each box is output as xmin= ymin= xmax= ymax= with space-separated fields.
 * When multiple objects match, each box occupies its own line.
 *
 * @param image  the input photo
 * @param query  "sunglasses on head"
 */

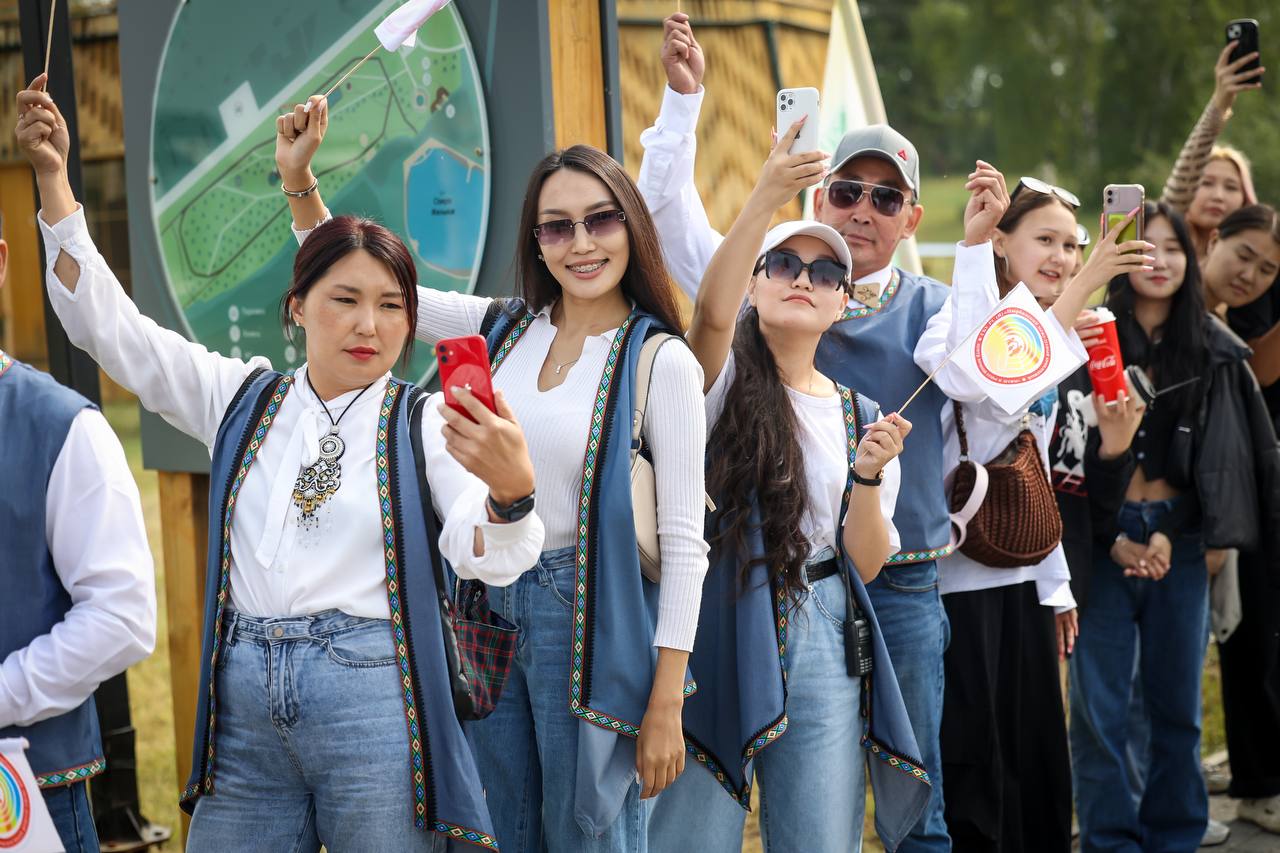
xmin=1013 ymin=176 xmax=1081 ymax=209
xmin=754 ymin=249 xmax=849 ymax=291
xmin=532 ymin=209 xmax=627 ymax=246
xmin=823 ymin=179 xmax=909 ymax=217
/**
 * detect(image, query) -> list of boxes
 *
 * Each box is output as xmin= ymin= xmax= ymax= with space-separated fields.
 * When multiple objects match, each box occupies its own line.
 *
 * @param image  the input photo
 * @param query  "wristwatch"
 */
xmin=851 ymin=468 xmax=883 ymax=487
xmin=488 ymin=491 xmax=536 ymax=523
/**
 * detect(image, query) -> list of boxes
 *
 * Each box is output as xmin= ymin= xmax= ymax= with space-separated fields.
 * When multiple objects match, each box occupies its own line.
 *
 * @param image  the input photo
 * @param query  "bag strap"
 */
xmin=631 ymin=332 xmax=675 ymax=456
xmin=481 ymin=297 xmax=528 ymax=359
xmin=952 ymin=399 xmax=970 ymax=459
xmin=408 ymin=389 xmax=450 ymax=605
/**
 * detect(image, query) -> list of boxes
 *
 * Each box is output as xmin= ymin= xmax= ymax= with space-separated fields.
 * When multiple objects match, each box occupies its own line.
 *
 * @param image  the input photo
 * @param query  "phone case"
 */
xmin=1103 ymin=184 xmax=1145 ymax=248
xmin=777 ymin=87 xmax=821 ymax=154
xmin=436 ymin=335 xmax=497 ymax=421
xmin=1226 ymin=19 xmax=1262 ymax=77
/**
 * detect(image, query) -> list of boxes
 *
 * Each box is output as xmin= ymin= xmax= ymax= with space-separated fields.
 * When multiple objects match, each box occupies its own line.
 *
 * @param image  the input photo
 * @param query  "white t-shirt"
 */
xmin=705 ymin=352 xmax=901 ymax=560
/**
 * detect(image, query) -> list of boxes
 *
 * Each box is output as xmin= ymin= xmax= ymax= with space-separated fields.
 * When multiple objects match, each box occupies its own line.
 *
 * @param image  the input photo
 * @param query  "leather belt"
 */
xmin=805 ymin=558 xmax=839 ymax=584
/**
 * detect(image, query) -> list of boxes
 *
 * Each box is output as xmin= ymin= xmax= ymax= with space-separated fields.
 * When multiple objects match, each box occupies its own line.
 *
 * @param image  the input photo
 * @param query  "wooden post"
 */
xmin=159 ymin=470 xmax=208 ymax=842
xmin=548 ymin=0 xmax=609 ymax=149
xmin=0 ymin=165 xmax=49 ymax=364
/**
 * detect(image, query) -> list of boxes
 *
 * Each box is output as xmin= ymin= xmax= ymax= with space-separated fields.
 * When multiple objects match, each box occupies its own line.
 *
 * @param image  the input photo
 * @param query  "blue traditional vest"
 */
xmin=484 ymin=309 xmax=691 ymax=783
xmin=816 ymin=269 xmax=954 ymax=566
xmin=0 ymin=352 xmax=105 ymax=788
xmin=682 ymin=385 xmax=931 ymax=852
xmin=180 ymin=369 xmax=499 ymax=850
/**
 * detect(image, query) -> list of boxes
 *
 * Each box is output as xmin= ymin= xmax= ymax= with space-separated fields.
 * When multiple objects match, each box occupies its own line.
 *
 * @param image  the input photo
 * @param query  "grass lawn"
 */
xmin=102 ymin=363 xmax=1224 ymax=851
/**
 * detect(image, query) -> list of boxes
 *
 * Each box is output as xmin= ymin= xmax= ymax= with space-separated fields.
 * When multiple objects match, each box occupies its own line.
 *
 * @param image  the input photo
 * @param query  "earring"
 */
xmin=537 ymin=254 xmax=543 ymax=261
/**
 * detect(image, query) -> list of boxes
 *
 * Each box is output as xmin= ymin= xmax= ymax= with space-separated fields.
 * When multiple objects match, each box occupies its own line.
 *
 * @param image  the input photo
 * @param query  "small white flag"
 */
xmin=0 ymin=739 xmax=64 ymax=853
xmin=950 ymin=284 xmax=1086 ymax=415
xmin=374 ymin=0 xmax=453 ymax=51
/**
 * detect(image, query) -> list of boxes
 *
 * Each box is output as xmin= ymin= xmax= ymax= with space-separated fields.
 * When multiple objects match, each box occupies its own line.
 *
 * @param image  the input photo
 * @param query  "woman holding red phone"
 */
xmin=18 ymin=78 xmax=545 ymax=853
xmin=281 ymin=98 xmax=709 ymax=851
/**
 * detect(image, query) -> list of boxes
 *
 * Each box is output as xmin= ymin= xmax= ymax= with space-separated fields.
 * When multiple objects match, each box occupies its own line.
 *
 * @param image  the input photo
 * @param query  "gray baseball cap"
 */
xmin=831 ymin=124 xmax=920 ymax=199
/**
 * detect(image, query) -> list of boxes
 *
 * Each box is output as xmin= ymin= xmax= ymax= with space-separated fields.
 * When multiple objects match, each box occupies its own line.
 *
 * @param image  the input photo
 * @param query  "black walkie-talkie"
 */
xmin=840 ymin=563 xmax=874 ymax=677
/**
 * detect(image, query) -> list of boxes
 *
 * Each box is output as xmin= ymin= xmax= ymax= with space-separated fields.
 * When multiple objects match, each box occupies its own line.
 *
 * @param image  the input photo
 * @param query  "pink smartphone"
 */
xmin=436 ymin=335 xmax=496 ymax=422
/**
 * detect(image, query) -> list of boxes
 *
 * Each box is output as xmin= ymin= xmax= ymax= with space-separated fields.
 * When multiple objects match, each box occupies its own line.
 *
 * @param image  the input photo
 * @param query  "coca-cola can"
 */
xmin=1084 ymin=308 xmax=1128 ymax=404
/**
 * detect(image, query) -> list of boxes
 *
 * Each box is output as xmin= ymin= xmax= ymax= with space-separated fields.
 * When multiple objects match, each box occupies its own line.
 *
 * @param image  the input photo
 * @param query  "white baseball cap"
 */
xmin=758 ymin=220 xmax=853 ymax=275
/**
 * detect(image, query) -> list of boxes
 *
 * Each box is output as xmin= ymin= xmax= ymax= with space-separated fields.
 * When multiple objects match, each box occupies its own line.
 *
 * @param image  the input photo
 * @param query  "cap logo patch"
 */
xmin=897 ymin=148 xmax=909 ymax=162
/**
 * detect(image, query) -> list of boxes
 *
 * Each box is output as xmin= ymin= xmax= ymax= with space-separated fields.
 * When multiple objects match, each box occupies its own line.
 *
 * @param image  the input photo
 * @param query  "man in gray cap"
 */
xmin=637 ymin=13 xmax=1009 ymax=852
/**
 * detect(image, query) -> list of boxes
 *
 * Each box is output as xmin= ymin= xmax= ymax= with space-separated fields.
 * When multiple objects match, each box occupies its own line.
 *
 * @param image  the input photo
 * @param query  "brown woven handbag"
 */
xmin=947 ymin=402 xmax=1063 ymax=568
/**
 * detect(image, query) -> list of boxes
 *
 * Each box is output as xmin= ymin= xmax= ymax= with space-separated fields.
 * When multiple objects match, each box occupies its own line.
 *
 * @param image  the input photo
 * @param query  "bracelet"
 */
xmin=281 ymin=176 xmax=319 ymax=198
xmin=851 ymin=469 xmax=883 ymax=487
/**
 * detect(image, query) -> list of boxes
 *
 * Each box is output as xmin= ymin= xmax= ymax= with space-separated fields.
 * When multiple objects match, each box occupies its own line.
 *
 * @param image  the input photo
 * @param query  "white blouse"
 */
xmin=705 ymin=352 xmax=902 ymax=561
xmin=295 ymin=217 xmax=710 ymax=651
xmin=41 ymin=207 xmax=544 ymax=621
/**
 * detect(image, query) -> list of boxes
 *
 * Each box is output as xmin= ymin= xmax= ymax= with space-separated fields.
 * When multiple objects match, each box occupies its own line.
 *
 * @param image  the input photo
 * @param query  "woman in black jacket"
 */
xmin=1066 ymin=202 xmax=1280 ymax=853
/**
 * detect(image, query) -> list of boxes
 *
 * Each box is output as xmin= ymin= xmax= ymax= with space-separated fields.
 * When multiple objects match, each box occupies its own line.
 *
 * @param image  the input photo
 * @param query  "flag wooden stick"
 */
xmin=897 ymin=350 xmax=957 ymax=415
xmin=41 ymin=0 xmax=57 ymax=83
xmin=319 ymin=44 xmax=380 ymax=101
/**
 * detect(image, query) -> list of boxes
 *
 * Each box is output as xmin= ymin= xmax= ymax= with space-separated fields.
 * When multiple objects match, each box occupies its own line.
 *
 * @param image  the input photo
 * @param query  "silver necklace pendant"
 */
xmin=293 ymin=426 xmax=344 ymax=528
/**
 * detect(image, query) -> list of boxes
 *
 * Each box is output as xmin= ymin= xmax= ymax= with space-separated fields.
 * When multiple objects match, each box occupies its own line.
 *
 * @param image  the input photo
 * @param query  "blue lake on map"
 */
xmin=406 ymin=149 xmax=484 ymax=275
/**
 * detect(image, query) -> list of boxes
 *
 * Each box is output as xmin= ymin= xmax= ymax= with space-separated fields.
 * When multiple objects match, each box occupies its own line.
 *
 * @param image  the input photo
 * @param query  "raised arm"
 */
xmin=17 ymin=78 xmax=259 ymax=446
xmin=1159 ymin=43 xmax=1263 ymax=213
xmin=1048 ymin=207 xmax=1151 ymax=331
xmin=636 ymin=13 xmax=723 ymax=298
xmin=687 ymin=121 xmax=825 ymax=391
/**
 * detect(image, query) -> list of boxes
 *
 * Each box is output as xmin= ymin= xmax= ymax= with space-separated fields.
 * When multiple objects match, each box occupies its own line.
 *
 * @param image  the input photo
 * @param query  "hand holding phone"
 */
xmin=437 ymin=335 xmax=497 ymax=422
xmin=1226 ymin=19 xmax=1263 ymax=84
xmin=776 ymin=87 xmax=821 ymax=153
xmin=1102 ymin=184 xmax=1145 ymax=249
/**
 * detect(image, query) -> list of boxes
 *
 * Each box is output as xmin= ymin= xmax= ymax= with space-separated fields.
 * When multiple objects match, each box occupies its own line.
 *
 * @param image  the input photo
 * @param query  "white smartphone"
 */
xmin=776 ymin=87 xmax=821 ymax=154
xmin=1102 ymin=184 xmax=1145 ymax=248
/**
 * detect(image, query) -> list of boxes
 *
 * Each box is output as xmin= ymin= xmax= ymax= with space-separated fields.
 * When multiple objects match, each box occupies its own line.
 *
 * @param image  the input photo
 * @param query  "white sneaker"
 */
xmin=1200 ymin=818 xmax=1231 ymax=846
xmin=1239 ymin=793 xmax=1280 ymax=834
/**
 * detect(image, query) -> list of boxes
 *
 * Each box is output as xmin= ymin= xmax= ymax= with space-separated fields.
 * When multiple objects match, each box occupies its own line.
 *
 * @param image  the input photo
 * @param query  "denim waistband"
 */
xmin=537 ymin=545 xmax=577 ymax=572
xmin=223 ymin=608 xmax=389 ymax=643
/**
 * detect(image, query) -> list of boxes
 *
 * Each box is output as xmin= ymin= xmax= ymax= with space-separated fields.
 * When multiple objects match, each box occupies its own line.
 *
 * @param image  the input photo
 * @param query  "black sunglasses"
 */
xmin=1013 ymin=176 xmax=1081 ymax=209
xmin=823 ymin=179 xmax=908 ymax=217
xmin=754 ymin=249 xmax=849 ymax=291
xmin=533 ymin=209 xmax=627 ymax=246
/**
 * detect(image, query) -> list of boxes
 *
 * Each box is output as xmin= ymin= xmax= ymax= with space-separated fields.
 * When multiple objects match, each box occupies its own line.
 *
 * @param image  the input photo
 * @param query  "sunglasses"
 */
xmin=532 ymin=210 xmax=627 ymax=246
xmin=1013 ymin=176 xmax=1081 ymax=209
xmin=754 ymin=249 xmax=849 ymax=291
xmin=823 ymin=179 xmax=909 ymax=217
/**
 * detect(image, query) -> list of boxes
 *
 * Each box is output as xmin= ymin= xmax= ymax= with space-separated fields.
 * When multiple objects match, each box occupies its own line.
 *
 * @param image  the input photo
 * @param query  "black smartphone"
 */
xmin=1226 ymin=19 xmax=1262 ymax=83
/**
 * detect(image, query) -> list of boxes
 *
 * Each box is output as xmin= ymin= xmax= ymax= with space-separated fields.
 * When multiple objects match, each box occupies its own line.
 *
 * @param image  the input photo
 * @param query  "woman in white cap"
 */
xmin=647 ymin=120 xmax=926 ymax=853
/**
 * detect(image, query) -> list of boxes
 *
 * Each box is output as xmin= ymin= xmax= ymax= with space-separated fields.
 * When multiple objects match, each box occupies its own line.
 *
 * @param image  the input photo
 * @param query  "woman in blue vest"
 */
xmin=647 ymin=120 xmax=926 ymax=853
xmin=279 ymin=98 xmax=710 ymax=851
xmin=922 ymin=180 xmax=1150 ymax=852
xmin=18 ymin=81 xmax=545 ymax=853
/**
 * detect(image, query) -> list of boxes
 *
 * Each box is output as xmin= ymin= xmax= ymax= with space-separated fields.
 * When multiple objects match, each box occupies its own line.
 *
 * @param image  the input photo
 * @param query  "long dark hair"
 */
xmin=705 ymin=308 xmax=811 ymax=599
xmin=282 ymin=215 xmax=419 ymax=363
xmin=514 ymin=145 xmax=684 ymax=333
xmin=1106 ymin=202 xmax=1207 ymax=415
xmin=994 ymin=190 xmax=1076 ymax=295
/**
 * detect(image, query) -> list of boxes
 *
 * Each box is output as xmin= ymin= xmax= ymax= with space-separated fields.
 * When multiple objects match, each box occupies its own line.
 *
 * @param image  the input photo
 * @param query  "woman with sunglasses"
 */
xmin=649 ymin=120 xmax=940 ymax=853
xmin=18 ymin=80 xmax=545 ymax=853
xmin=1200 ymin=204 xmax=1280 ymax=836
xmin=1159 ymin=42 xmax=1263 ymax=258
xmin=925 ymin=177 xmax=1152 ymax=852
xmin=1068 ymin=201 xmax=1280 ymax=852
xmin=279 ymin=97 xmax=709 ymax=852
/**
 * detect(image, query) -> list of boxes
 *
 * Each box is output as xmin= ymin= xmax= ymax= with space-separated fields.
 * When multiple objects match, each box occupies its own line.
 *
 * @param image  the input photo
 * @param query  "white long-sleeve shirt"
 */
xmin=914 ymin=245 xmax=1088 ymax=610
xmin=293 ymin=219 xmax=711 ymax=652
xmin=0 ymin=400 xmax=157 ymax=730
xmin=40 ymin=206 xmax=544 ymax=625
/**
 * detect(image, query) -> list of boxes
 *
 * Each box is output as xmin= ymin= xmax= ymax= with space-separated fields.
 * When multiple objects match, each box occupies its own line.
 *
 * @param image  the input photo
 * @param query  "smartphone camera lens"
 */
xmin=440 ymin=355 xmax=449 ymax=363
xmin=788 ymin=98 xmax=794 ymax=106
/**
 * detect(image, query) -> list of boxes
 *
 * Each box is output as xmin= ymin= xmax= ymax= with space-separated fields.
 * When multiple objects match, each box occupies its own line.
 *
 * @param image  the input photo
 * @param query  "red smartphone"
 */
xmin=436 ymin=335 xmax=497 ymax=422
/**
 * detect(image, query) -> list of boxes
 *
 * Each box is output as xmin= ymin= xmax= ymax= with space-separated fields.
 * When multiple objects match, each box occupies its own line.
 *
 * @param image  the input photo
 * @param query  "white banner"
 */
xmin=0 ymin=739 xmax=64 ymax=853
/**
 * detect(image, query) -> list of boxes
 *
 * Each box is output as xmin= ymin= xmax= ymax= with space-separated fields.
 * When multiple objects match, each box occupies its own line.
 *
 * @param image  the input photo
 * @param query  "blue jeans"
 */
xmin=866 ymin=559 xmax=951 ymax=853
xmin=186 ymin=609 xmax=456 ymax=853
xmin=467 ymin=547 xmax=647 ymax=852
xmin=44 ymin=780 xmax=99 ymax=852
xmin=648 ymin=572 xmax=867 ymax=853
xmin=1070 ymin=500 xmax=1209 ymax=853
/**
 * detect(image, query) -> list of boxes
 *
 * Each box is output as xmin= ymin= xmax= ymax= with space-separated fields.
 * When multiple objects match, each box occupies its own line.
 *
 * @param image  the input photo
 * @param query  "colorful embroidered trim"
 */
xmin=862 ymin=733 xmax=932 ymax=785
xmin=432 ymin=821 xmax=499 ymax=850
xmin=885 ymin=544 xmax=954 ymax=565
xmin=838 ymin=386 xmax=859 ymax=519
xmin=0 ymin=350 xmax=13 ymax=380
xmin=489 ymin=312 xmax=533 ymax=375
xmin=839 ymin=269 xmax=900 ymax=321
xmin=189 ymin=374 xmax=292 ymax=803
xmin=374 ymin=383 xmax=431 ymax=832
xmin=36 ymin=757 xmax=105 ymax=788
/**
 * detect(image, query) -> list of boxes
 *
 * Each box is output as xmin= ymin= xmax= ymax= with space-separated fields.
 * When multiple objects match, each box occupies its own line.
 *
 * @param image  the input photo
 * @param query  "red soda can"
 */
xmin=1084 ymin=308 xmax=1128 ymax=404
